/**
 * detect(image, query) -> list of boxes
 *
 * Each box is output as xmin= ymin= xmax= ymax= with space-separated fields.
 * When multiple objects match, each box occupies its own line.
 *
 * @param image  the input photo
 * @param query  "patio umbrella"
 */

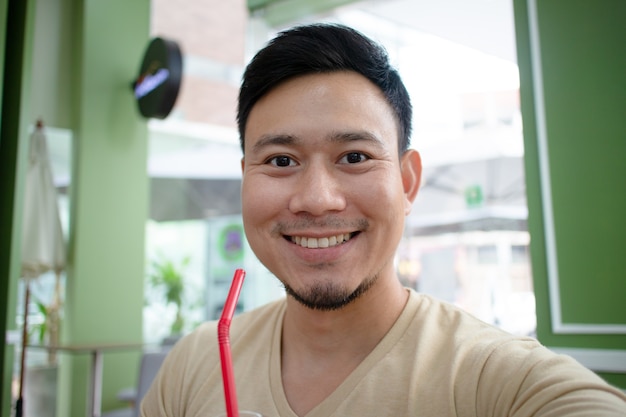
xmin=16 ymin=119 xmax=67 ymax=417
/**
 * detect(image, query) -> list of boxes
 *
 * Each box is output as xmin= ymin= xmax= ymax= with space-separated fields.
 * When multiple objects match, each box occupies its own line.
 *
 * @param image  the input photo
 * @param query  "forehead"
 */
xmin=244 ymin=71 xmax=399 ymax=153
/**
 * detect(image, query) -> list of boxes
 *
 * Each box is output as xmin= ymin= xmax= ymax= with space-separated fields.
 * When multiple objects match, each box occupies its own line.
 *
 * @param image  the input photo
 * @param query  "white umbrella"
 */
xmin=16 ymin=119 xmax=66 ymax=417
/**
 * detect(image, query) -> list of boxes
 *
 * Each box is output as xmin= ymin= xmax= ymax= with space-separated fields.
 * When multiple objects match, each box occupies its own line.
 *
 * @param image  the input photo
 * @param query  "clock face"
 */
xmin=133 ymin=37 xmax=183 ymax=119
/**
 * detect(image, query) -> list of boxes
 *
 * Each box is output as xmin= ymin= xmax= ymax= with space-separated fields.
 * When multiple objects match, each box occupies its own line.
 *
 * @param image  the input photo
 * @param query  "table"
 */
xmin=28 ymin=342 xmax=147 ymax=417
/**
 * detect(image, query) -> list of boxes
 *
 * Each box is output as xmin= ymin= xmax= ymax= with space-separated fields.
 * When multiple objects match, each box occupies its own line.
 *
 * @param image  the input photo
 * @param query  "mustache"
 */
xmin=272 ymin=217 xmax=369 ymax=235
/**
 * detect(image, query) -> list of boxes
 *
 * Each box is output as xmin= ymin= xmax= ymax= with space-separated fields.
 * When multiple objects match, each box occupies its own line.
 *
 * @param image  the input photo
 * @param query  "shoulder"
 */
xmin=231 ymin=297 xmax=286 ymax=335
xmin=407 ymin=290 xmax=524 ymax=345
xmin=404 ymin=291 xmax=626 ymax=415
xmin=142 ymin=298 xmax=286 ymax=411
xmin=170 ymin=297 xmax=286 ymax=356
xmin=407 ymin=290 xmax=555 ymax=370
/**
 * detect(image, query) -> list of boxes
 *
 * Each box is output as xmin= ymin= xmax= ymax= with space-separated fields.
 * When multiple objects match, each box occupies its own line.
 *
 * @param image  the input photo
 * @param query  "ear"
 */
xmin=400 ymin=149 xmax=422 ymax=216
xmin=240 ymin=157 xmax=245 ymax=174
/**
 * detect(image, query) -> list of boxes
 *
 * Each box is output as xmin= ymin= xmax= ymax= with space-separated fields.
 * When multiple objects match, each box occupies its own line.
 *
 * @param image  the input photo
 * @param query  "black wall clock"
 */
xmin=132 ymin=37 xmax=183 ymax=119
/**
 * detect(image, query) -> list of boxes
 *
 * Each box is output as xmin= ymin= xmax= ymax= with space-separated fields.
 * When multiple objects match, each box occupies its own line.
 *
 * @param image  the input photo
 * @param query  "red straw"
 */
xmin=218 ymin=268 xmax=246 ymax=417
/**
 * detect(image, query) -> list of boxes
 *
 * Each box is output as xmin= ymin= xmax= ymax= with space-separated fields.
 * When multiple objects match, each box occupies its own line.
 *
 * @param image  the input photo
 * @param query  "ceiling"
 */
xmin=349 ymin=0 xmax=517 ymax=62
xmin=260 ymin=0 xmax=518 ymax=63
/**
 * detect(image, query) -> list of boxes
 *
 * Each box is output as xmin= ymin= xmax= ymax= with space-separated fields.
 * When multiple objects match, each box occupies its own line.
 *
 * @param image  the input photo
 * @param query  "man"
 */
xmin=141 ymin=24 xmax=626 ymax=416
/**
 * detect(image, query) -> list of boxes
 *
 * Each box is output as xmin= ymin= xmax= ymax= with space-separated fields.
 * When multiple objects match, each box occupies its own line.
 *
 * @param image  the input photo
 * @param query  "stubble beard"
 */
xmin=282 ymin=272 xmax=379 ymax=311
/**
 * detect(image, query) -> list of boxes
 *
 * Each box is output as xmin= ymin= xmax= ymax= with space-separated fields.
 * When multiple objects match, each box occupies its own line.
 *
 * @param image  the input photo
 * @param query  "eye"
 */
xmin=268 ymin=155 xmax=296 ymax=167
xmin=340 ymin=152 xmax=369 ymax=164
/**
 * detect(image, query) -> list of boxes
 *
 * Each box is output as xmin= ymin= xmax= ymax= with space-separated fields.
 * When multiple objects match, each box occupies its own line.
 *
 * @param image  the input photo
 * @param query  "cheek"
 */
xmin=241 ymin=182 xmax=264 ymax=226
xmin=370 ymin=182 xmax=409 ymax=241
xmin=241 ymin=183 xmax=268 ymax=255
xmin=355 ymin=173 xmax=405 ymax=214
xmin=241 ymin=179 xmax=286 ymax=271
xmin=241 ymin=178 xmax=285 ymax=229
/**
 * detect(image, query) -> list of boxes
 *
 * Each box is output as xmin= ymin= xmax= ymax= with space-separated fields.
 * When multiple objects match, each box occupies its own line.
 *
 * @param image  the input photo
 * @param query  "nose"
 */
xmin=288 ymin=163 xmax=346 ymax=216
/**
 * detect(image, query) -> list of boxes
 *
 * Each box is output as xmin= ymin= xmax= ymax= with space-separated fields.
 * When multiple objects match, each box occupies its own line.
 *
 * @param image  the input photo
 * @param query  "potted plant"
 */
xmin=22 ymin=275 xmax=63 ymax=417
xmin=29 ymin=275 xmax=62 ymax=363
xmin=148 ymin=255 xmax=190 ymax=336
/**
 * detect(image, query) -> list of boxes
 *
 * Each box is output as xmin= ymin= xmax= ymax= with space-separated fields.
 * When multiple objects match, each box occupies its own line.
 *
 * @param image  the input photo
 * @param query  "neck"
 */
xmin=282 ymin=277 xmax=408 ymax=357
xmin=279 ymin=277 xmax=409 ymax=416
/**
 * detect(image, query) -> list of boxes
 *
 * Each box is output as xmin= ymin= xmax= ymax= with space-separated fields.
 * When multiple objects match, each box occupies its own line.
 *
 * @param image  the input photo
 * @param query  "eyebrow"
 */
xmin=327 ymin=130 xmax=385 ymax=148
xmin=251 ymin=130 xmax=385 ymax=153
xmin=251 ymin=134 xmax=297 ymax=153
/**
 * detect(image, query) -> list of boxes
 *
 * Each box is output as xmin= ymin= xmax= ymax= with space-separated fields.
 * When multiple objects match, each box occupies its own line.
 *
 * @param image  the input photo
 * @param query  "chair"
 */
xmin=102 ymin=350 xmax=168 ymax=417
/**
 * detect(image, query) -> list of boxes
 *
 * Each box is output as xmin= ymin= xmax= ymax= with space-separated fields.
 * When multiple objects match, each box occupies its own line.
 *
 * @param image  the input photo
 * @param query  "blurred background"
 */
xmin=6 ymin=0 xmax=624 ymax=415
xmin=36 ymin=0 xmax=533 ymax=350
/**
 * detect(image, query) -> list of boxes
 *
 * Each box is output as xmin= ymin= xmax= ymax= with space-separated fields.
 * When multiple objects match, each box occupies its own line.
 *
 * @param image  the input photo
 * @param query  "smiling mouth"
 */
xmin=287 ymin=232 xmax=357 ymax=249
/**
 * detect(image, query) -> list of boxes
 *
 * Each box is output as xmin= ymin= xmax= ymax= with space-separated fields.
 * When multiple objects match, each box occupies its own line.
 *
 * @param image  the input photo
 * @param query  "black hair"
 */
xmin=237 ymin=23 xmax=412 ymax=154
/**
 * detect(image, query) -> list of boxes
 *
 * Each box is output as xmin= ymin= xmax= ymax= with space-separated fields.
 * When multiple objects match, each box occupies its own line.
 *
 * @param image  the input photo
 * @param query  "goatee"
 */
xmin=283 ymin=273 xmax=378 ymax=311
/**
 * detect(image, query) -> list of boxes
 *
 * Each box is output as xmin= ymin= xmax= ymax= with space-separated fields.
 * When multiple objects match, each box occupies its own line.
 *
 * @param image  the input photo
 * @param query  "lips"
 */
xmin=290 ymin=233 xmax=354 ymax=248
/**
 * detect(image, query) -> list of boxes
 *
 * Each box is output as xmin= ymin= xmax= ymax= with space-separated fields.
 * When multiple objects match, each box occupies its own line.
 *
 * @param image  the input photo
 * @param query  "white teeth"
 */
xmin=291 ymin=233 xmax=352 ymax=248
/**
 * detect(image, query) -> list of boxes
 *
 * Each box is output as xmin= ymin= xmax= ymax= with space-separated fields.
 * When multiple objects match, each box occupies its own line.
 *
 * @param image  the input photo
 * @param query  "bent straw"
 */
xmin=218 ymin=268 xmax=246 ymax=417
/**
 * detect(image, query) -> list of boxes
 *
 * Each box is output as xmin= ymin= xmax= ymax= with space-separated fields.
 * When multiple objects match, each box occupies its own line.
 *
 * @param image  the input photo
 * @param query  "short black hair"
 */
xmin=237 ymin=23 xmax=412 ymax=154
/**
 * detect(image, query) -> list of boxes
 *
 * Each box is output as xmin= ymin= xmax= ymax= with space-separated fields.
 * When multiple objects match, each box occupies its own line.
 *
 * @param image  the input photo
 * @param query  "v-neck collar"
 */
xmin=269 ymin=289 xmax=419 ymax=417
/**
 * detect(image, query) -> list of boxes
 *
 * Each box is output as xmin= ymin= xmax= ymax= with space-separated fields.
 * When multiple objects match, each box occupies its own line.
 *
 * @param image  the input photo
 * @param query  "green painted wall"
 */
xmin=1 ymin=0 xmax=150 ymax=415
xmin=29 ymin=0 xmax=75 ymax=129
xmin=0 ymin=0 xmax=11 ymax=410
xmin=513 ymin=0 xmax=626 ymax=388
xmin=0 ymin=1 xmax=37 ymax=415
xmin=58 ymin=1 xmax=150 ymax=415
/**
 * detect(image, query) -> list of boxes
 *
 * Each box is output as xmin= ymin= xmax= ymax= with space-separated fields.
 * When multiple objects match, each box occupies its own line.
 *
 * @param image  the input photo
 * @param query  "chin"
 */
xmin=283 ymin=272 xmax=378 ymax=311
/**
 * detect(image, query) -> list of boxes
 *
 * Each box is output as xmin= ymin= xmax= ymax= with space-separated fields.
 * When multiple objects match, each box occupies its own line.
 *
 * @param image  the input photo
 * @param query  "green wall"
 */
xmin=0 ymin=0 xmax=6 ymax=410
xmin=1 ymin=0 xmax=150 ymax=415
xmin=0 ymin=1 xmax=36 ymax=414
xmin=60 ymin=1 xmax=150 ymax=415
xmin=513 ymin=0 xmax=626 ymax=388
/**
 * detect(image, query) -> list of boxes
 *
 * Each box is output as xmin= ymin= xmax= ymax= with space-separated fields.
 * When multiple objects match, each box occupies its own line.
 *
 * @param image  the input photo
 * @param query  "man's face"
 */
xmin=241 ymin=71 xmax=420 ymax=310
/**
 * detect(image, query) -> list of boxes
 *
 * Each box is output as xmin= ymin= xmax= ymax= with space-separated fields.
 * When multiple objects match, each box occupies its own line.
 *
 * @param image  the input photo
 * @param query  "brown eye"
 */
xmin=342 ymin=152 xmax=368 ymax=164
xmin=270 ymin=155 xmax=294 ymax=167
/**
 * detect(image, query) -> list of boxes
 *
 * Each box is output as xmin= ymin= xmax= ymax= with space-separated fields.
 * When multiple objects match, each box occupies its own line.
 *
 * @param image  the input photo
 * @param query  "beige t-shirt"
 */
xmin=141 ymin=289 xmax=626 ymax=416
